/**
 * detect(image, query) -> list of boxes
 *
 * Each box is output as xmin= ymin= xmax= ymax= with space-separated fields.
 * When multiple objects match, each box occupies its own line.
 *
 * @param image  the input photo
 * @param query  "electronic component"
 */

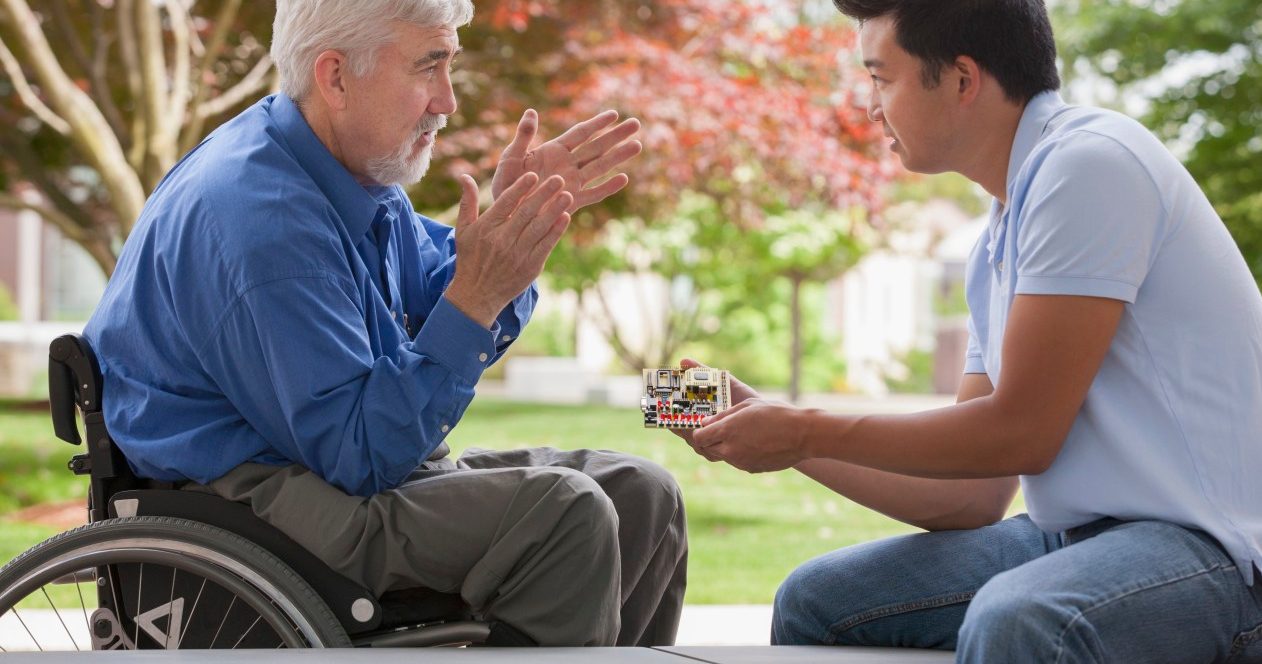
xmin=642 ymin=367 xmax=732 ymax=429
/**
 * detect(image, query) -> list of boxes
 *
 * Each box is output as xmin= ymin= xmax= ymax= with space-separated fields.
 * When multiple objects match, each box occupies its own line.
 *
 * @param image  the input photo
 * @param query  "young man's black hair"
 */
xmin=834 ymin=0 xmax=1060 ymax=104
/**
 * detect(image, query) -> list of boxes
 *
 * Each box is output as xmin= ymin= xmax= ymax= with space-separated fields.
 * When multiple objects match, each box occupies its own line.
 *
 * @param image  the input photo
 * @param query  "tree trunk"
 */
xmin=789 ymin=274 xmax=803 ymax=404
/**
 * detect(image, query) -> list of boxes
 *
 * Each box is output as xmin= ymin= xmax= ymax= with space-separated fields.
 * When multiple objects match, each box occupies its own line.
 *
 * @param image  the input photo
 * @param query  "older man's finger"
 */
xmin=574 ymin=118 xmax=641 ymax=167
xmin=573 ymin=174 xmax=631 ymax=210
xmin=579 ymin=140 xmax=643 ymax=182
xmin=501 ymin=109 xmax=538 ymax=162
xmin=555 ymin=110 xmax=620 ymax=151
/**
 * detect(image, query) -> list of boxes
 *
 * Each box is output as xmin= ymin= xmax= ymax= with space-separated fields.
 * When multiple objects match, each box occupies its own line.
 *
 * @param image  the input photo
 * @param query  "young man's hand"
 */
xmin=492 ymin=109 xmax=642 ymax=213
xmin=691 ymin=399 xmax=816 ymax=473
xmin=670 ymin=358 xmax=760 ymax=461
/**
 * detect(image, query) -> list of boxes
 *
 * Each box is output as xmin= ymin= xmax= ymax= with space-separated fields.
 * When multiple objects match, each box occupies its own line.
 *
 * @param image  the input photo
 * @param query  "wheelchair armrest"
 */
xmin=49 ymin=334 xmax=102 ymax=445
xmin=109 ymin=489 xmax=385 ymax=634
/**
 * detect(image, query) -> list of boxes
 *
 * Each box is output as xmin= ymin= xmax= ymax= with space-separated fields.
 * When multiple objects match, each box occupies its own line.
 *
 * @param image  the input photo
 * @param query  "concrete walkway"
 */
xmin=7 ymin=605 xmax=773 ymax=650
xmin=2 ymin=606 xmax=956 ymax=661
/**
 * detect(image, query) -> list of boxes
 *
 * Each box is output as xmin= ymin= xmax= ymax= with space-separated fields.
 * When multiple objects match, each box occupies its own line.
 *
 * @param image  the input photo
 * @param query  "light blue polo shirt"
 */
xmin=964 ymin=91 xmax=1262 ymax=582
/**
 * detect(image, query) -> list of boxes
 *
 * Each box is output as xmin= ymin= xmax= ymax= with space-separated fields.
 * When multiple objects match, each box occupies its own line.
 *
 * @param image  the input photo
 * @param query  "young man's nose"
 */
xmin=866 ymin=91 xmax=884 ymax=123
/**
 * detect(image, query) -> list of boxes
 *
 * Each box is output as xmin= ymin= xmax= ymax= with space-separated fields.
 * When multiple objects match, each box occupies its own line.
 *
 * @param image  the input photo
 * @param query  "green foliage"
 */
xmin=934 ymin=281 xmax=970 ymax=318
xmin=505 ymin=309 xmax=575 ymax=358
xmin=0 ymin=400 xmax=917 ymax=604
xmin=0 ymin=409 xmax=88 ymax=514
xmin=885 ymin=348 xmax=935 ymax=395
xmin=546 ymin=192 xmax=866 ymax=380
xmin=680 ymin=280 xmax=847 ymax=392
xmin=1055 ymin=0 xmax=1262 ymax=282
xmin=0 ymin=283 xmax=18 ymax=321
xmin=443 ymin=399 xmax=916 ymax=604
xmin=889 ymin=173 xmax=989 ymax=218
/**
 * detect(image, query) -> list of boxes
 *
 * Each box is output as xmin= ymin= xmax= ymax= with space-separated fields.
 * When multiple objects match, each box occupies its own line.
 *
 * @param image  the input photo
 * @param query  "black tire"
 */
xmin=0 ymin=516 xmax=350 ymax=649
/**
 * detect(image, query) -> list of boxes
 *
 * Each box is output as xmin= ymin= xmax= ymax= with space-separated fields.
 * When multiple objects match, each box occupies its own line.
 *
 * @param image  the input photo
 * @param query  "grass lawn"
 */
xmin=0 ymin=399 xmax=1007 ymax=605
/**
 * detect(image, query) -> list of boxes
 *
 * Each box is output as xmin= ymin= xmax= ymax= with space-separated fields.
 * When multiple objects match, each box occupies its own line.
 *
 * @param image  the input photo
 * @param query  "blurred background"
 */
xmin=0 ymin=0 xmax=1258 ymax=608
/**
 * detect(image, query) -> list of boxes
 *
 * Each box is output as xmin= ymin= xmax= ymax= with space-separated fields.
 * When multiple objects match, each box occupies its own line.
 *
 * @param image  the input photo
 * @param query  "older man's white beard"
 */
xmin=365 ymin=114 xmax=447 ymax=186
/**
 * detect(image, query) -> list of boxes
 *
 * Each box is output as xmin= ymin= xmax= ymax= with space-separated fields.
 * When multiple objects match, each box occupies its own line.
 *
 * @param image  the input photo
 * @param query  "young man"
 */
xmin=683 ymin=0 xmax=1262 ymax=659
xmin=84 ymin=0 xmax=686 ymax=647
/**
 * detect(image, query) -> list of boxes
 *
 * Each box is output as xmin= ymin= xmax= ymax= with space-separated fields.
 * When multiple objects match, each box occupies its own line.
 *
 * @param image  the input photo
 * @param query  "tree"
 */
xmin=1055 ymin=0 xmax=1262 ymax=281
xmin=451 ymin=0 xmax=896 ymax=379
xmin=745 ymin=206 xmax=864 ymax=402
xmin=0 ymin=0 xmax=275 ymax=275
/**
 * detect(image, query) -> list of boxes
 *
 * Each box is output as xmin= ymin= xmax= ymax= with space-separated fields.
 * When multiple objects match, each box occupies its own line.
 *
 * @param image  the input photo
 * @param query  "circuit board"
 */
xmin=642 ymin=367 xmax=732 ymax=429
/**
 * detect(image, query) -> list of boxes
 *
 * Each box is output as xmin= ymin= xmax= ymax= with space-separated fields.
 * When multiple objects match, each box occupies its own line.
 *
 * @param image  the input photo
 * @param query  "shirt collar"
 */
xmin=268 ymin=93 xmax=383 ymax=240
xmin=1004 ymin=90 xmax=1068 ymax=202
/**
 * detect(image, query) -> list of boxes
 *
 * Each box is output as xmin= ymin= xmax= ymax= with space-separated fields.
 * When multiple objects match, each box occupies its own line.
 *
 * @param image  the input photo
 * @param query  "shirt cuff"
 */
xmin=411 ymin=296 xmax=499 ymax=385
xmin=1015 ymin=274 xmax=1139 ymax=303
xmin=963 ymin=355 xmax=987 ymax=375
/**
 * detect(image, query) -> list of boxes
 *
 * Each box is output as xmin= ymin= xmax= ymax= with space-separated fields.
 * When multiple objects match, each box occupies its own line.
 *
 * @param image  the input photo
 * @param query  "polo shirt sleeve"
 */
xmin=413 ymin=210 xmax=538 ymax=358
xmin=1013 ymin=131 xmax=1166 ymax=303
xmin=199 ymin=271 xmax=491 ymax=497
xmin=964 ymin=315 xmax=986 ymax=375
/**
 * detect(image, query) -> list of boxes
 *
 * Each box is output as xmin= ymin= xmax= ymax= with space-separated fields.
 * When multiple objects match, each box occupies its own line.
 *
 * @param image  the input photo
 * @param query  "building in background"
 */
xmin=0 ymin=210 xmax=106 ymax=396
xmin=1 ymin=200 xmax=982 ymax=400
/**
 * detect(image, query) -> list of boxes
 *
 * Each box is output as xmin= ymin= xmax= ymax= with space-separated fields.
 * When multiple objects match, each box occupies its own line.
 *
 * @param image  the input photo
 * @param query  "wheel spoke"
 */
xmin=207 ymin=595 xmax=237 ymax=649
xmin=164 ymin=568 xmax=178 ymax=649
xmin=231 ymin=614 xmax=262 ymax=649
xmin=133 ymin=563 xmax=143 ymax=648
xmin=73 ymin=571 xmax=91 ymax=645
xmin=41 ymin=587 xmax=80 ymax=651
xmin=176 ymin=578 xmax=207 ymax=649
xmin=10 ymin=607 xmax=43 ymax=651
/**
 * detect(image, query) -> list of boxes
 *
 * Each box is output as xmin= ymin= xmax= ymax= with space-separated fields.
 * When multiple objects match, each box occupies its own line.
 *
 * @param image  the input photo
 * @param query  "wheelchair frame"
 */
xmin=0 ymin=333 xmax=493 ymax=650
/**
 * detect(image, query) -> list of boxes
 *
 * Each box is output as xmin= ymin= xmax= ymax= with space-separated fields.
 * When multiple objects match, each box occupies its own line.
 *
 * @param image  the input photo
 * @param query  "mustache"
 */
xmin=414 ymin=114 xmax=448 ymax=140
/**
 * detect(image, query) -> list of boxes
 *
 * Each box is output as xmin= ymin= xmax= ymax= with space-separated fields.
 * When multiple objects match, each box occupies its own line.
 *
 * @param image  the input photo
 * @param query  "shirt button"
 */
xmin=502 ymin=335 xmax=513 ymax=343
xmin=997 ymin=261 xmax=1005 ymax=272
xmin=440 ymin=424 xmax=450 ymax=433
xmin=391 ymin=311 xmax=397 ymax=320
xmin=478 ymin=352 xmax=489 ymax=362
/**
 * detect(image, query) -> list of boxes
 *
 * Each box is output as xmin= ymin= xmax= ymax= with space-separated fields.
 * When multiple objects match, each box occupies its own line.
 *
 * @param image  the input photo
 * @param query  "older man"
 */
xmin=84 ymin=0 xmax=685 ymax=647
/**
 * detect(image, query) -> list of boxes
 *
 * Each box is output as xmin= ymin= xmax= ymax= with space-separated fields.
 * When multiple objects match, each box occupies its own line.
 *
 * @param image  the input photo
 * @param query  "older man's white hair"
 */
xmin=271 ymin=0 xmax=474 ymax=102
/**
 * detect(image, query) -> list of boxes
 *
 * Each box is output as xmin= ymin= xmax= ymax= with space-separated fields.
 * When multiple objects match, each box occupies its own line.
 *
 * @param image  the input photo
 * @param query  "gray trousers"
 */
xmin=186 ymin=447 xmax=688 ymax=646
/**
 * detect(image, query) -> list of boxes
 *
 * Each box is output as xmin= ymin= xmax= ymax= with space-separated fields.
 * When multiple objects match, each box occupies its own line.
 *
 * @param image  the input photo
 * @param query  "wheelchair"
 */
xmin=0 ymin=334 xmax=494 ymax=651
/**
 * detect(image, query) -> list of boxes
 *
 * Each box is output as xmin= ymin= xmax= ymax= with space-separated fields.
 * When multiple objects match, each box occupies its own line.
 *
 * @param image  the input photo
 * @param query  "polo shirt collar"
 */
xmin=269 ymin=93 xmax=382 ymax=240
xmin=1004 ymin=90 xmax=1068 ymax=202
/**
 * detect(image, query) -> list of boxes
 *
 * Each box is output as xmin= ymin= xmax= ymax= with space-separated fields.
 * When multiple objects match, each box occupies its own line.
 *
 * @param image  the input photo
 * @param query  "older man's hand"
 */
xmin=445 ymin=172 xmax=572 ymax=328
xmin=492 ymin=109 xmax=642 ymax=213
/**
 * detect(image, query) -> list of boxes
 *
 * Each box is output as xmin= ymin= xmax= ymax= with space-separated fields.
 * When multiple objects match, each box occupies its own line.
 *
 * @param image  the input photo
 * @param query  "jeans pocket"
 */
xmin=1228 ymin=621 xmax=1262 ymax=662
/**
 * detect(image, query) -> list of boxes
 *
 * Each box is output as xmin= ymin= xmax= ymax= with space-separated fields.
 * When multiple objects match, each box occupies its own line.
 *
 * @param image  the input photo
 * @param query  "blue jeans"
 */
xmin=772 ymin=515 xmax=1262 ymax=662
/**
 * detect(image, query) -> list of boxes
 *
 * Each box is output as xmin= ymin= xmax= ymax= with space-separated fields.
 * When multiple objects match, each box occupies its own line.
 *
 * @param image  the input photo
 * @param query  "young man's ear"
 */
xmin=313 ymin=50 xmax=351 ymax=111
xmin=954 ymin=55 xmax=983 ymax=106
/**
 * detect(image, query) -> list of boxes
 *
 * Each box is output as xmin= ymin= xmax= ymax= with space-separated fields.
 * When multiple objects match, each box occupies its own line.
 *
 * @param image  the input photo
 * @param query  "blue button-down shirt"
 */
xmin=84 ymin=94 xmax=535 ymax=497
xmin=963 ymin=91 xmax=1262 ymax=582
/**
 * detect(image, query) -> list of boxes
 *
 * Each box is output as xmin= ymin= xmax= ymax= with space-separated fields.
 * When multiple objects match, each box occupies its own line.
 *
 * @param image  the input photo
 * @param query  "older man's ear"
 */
xmin=311 ymin=49 xmax=352 ymax=112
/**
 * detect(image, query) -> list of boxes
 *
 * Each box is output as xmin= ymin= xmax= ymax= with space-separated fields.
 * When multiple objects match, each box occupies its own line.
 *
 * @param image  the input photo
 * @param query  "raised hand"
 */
xmin=445 ymin=173 xmax=573 ymax=328
xmin=492 ymin=109 xmax=642 ymax=213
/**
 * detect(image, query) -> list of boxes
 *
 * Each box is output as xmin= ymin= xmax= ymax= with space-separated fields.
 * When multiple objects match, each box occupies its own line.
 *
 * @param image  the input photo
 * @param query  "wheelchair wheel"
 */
xmin=0 ymin=516 xmax=350 ymax=651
